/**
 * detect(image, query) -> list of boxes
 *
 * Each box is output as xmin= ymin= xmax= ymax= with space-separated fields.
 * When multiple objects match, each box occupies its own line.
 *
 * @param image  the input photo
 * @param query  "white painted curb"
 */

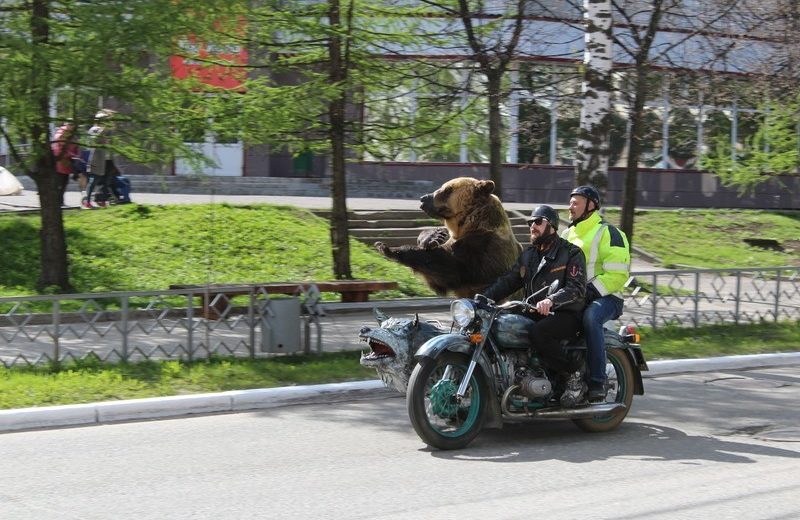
xmin=645 ymin=352 xmax=800 ymax=376
xmin=0 ymin=380 xmax=386 ymax=433
xmin=1 ymin=354 xmax=798 ymax=433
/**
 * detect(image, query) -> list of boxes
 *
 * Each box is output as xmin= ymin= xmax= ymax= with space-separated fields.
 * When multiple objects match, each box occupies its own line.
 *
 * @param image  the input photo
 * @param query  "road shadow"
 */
xmin=429 ymin=421 xmax=800 ymax=464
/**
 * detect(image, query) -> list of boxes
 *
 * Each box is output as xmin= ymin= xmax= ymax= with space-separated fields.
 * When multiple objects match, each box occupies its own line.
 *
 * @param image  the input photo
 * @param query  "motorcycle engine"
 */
xmin=512 ymin=360 xmax=552 ymax=399
xmin=518 ymin=373 xmax=552 ymax=399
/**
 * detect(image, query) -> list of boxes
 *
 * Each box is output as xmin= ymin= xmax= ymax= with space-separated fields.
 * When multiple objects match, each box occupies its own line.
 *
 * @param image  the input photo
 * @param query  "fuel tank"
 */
xmin=491 ymin=313 xmax=535 ymax=349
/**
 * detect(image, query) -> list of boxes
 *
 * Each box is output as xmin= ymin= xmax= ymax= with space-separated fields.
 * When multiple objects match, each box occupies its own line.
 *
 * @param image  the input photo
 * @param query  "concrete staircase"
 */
xmin=313 ymin=209 xmax=532 ymax=247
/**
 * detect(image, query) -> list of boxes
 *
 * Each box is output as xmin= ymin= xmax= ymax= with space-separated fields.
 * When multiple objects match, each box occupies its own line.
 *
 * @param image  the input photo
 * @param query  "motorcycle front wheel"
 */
xmin=572 ymin=347 xmax=635 ymax=433
xmin=406 ymin=351 xmax=488 ymax=450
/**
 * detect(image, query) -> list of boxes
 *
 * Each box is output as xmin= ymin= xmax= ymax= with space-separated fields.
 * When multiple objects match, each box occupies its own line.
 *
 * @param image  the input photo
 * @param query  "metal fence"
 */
xmin=0 ymin=286 xmax=325 ymax=368
xmin=1 ymin=267 xmax=798 ymax=368
xmin=620 ymin=267 xmax=799 ymax=329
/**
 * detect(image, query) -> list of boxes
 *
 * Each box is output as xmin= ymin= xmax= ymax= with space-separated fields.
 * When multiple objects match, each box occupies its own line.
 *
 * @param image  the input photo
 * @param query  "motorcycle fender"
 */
xmin=609 ymin=346 xmax=645 ymax=395
xmin=414 ymin=334 xmax=504 ymax=430
xmin=414 ymin=333 xmax=472 ymax=360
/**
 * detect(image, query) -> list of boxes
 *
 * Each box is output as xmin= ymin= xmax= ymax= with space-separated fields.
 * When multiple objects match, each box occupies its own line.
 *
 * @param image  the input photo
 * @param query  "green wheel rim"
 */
xmin=425 ymin=367 xmax=482 ymax=438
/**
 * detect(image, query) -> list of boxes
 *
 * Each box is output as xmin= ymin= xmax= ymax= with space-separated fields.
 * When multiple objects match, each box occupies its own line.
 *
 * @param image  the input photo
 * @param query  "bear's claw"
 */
xmin=374 ymin=242 xmax=390 ymax=255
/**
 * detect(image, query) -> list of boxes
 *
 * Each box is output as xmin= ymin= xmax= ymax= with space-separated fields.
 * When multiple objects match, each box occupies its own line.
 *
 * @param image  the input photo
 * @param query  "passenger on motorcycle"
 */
xmin=482 ymin=205 xmax=587 ymax=402
xmin=563 ymin=186 xmax=631 ymax=402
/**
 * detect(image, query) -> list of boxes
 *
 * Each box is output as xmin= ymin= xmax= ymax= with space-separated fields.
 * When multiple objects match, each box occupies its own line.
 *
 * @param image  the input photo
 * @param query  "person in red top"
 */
xmin=51 ymin=122 xmax=81 ymax=206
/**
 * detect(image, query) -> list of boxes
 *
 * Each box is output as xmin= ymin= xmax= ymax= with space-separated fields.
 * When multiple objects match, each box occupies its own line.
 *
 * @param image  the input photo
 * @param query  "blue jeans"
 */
xmin=583 ymin=295 xmax=624 ymax=384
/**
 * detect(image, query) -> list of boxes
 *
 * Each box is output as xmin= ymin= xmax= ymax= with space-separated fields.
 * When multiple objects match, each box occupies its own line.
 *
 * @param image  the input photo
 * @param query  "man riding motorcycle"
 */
xmin=563 ymin=186 xmax=631 ymax=402
xmin=482 ymin=205 xmax=588 ymax=406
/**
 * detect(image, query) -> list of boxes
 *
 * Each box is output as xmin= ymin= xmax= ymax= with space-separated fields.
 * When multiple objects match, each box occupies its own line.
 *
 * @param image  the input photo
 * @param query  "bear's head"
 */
xmin=420 ymin=177 xmax=495 ymax=220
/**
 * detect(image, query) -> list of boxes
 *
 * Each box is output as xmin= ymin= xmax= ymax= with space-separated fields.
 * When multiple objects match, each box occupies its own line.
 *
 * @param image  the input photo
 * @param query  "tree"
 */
xmin=700 ymin=100 xmax=799 ymax=192
xmin=0 ymin=0 xmax=234 ymax=291
xmin=613 ymin=0 xmax=669 ymax=244
xmin=230 ymin=0 xmax=449 ymax=279
xmin=326 ymin=0 xmax=352 ymax=279
xmin=698 ymin=1 xmax=800 ymax=192
xmin=575 ymin=0 xmax=614 ymax=189
xmin=611 ymin=0 xmax=758 ymax=244
xmin=420 ymin=0 xmax=529 ymax=198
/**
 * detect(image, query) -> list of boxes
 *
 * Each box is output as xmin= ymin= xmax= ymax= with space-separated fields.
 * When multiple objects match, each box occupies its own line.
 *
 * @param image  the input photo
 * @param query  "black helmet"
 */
xmin=526 ymin=205 xmax=560 ymax=230
xmin=570 ymin=185 xmax=601 ymax=210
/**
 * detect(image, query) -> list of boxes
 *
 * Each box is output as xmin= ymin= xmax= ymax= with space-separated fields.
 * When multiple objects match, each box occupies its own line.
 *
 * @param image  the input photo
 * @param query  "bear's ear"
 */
xmin=477 ymin=179 xmax=495 ymax=196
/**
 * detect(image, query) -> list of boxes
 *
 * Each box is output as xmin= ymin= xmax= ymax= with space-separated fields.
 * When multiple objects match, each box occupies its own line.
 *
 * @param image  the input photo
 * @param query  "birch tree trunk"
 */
xmin=575 ymin=0 xmax=614 ymax=190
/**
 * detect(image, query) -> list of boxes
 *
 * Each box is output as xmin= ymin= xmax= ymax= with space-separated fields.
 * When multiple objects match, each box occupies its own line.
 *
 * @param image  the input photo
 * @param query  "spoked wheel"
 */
xmin=406 ymin=352 xmax=488 ymax=450
xmin=572 ymin=348 xmax=635 ymax=433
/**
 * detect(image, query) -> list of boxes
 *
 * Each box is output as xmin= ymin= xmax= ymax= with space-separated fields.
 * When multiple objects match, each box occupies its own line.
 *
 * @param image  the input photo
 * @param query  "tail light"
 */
xmin=618 ymin=324 xmax=640 ymax=343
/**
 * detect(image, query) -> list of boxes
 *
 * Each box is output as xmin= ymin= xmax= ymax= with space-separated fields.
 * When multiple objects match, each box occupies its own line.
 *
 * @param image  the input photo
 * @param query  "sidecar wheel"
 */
xmin=572 ymin=348 xmax=635 ymax=433
xmin=407 ymin=352 xmax=488 ymax=450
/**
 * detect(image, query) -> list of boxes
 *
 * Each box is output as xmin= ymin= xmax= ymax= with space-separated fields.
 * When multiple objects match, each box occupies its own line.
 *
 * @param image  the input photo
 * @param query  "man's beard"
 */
xmin=532 ymin=228 xmax=557 ymax=247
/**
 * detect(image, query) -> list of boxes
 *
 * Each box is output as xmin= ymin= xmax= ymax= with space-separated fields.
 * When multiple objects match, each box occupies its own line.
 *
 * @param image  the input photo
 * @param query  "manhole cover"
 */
xmin=755 ymin=427 xmax=800 ymax=442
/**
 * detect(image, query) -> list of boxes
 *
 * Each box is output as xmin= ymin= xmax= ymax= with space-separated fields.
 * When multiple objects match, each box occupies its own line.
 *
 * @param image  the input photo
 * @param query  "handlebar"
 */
xmin=477 ymin=297 xmax=556 ymax=316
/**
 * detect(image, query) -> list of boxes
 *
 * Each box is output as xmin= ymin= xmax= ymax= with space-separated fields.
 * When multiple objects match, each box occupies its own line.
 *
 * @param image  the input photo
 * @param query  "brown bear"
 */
xmin=375 ymin=177 xmax=522 ymax=297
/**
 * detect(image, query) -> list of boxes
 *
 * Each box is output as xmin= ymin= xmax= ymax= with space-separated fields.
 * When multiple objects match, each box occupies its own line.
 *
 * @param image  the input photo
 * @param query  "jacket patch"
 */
xmin=569 ymin=265 xmax=581 ymax=278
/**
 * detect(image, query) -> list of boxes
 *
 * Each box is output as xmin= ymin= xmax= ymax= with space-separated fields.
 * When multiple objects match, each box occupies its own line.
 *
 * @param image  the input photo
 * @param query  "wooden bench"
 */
xmin=169 ymin=280 xmax=399 ymax=319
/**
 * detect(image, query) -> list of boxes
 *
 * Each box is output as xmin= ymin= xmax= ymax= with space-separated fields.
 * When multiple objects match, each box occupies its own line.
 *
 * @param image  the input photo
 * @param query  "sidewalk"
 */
xmin=0 ymin=188 xmax=541 ymax=213
xmin=2 ymin=352 xmax=799 ymax=433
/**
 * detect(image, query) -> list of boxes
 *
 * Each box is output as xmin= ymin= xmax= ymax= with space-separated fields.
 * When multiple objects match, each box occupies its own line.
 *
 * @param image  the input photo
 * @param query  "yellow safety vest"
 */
xmin=562 ymin=211 xmax=630 ymax=299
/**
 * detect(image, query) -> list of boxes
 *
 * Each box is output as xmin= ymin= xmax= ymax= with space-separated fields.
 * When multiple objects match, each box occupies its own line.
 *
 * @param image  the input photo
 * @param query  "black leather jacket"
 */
xmin=482 ymin=235 xmax=587 ymax=314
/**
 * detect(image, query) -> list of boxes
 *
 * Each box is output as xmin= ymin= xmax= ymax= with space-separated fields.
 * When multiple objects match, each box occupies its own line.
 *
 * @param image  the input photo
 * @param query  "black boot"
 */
xmin=588 ymin=380 xmax=607 ymax=402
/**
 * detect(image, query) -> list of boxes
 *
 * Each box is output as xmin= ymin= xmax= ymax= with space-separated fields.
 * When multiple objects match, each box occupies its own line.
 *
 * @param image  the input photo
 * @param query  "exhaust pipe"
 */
xmin=533 ymin=402 xmax=626 ymax=419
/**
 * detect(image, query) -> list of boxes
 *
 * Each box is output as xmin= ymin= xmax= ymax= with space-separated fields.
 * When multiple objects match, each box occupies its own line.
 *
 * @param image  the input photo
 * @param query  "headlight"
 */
xmin=450 ymin=299 xmax=476 ymax=328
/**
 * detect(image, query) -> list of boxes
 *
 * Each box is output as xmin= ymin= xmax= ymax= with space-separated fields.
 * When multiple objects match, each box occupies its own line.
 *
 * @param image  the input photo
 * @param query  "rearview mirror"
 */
xmin=547 ymin=279 xmax=559 ymax=295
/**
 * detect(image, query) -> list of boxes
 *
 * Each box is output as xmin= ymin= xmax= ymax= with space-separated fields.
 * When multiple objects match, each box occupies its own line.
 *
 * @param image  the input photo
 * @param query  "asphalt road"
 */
xmin=1 ymin=366 xmax=798 ymax=520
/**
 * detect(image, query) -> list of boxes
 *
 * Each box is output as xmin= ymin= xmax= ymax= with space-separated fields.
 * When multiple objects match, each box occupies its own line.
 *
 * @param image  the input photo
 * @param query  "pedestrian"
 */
xmin=85 ymin=109 xmax=123 ymax=208
xmin=73 ymin=148 xmax=91 ymax=206
xmin=482 ymin=205 xmax=588 ymax=406
xmin=562 ymin=185 xmax=631 ymax=402
xmin=51 ymin=122 xmax=80 ymax=206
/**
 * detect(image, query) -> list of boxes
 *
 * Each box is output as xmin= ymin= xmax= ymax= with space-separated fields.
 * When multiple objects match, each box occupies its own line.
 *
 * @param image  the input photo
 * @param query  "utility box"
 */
xmin=260 ymin=298 xmax=302 ymax=353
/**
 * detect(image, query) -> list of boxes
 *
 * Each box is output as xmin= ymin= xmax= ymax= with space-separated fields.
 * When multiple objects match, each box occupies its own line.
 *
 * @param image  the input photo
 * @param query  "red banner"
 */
xmin=170 ymin=37 xmax=247 ymax=90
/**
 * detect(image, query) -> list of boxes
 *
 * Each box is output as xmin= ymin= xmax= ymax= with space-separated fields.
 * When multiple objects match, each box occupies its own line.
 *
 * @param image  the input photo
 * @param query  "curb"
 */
xmin=1 ymin=353 xmax=799 ymax=433
xmin=644 ymin=352 xmax=800 ymax=376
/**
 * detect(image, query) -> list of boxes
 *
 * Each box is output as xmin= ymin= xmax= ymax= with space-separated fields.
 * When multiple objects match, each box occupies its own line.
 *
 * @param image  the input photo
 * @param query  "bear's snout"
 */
xmin=419 ymin=193 xmax=437 ymax=218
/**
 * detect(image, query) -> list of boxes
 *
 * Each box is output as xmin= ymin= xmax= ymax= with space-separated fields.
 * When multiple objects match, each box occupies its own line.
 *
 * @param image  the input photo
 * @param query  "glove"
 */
xmin=473 ymin=293 xmax=492 ymax=305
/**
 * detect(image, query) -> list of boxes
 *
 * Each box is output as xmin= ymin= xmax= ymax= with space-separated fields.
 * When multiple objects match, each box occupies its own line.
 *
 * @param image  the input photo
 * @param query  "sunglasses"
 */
xmin=529 ymin=218 xmax=546 ymax=226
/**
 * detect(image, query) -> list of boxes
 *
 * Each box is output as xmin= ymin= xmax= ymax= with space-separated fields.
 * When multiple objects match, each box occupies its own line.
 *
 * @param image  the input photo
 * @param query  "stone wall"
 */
xmin=348 ymin=162 xmax=800 ymax=209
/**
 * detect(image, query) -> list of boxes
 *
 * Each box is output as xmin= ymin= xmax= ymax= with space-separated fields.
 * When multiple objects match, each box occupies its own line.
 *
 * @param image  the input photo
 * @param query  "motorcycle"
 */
xmin=406 ymin=281 xmax=648 ymax=450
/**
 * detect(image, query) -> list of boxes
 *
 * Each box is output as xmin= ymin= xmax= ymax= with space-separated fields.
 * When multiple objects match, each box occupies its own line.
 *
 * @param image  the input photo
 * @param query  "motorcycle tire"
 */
xmin=407 ymin=351 xmax=488 ymax=450
xmin=572 ymin=347 xmax=635 ymax=433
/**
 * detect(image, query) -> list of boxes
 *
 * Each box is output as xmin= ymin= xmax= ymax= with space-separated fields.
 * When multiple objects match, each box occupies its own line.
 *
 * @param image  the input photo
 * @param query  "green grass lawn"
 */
xmin=1 ymin=205 xmax=797 ymax=299
xmin=0 ymin=203 xmax=433 ymax=298
xmin=605 ymin=209 xmax=800 ymax=269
